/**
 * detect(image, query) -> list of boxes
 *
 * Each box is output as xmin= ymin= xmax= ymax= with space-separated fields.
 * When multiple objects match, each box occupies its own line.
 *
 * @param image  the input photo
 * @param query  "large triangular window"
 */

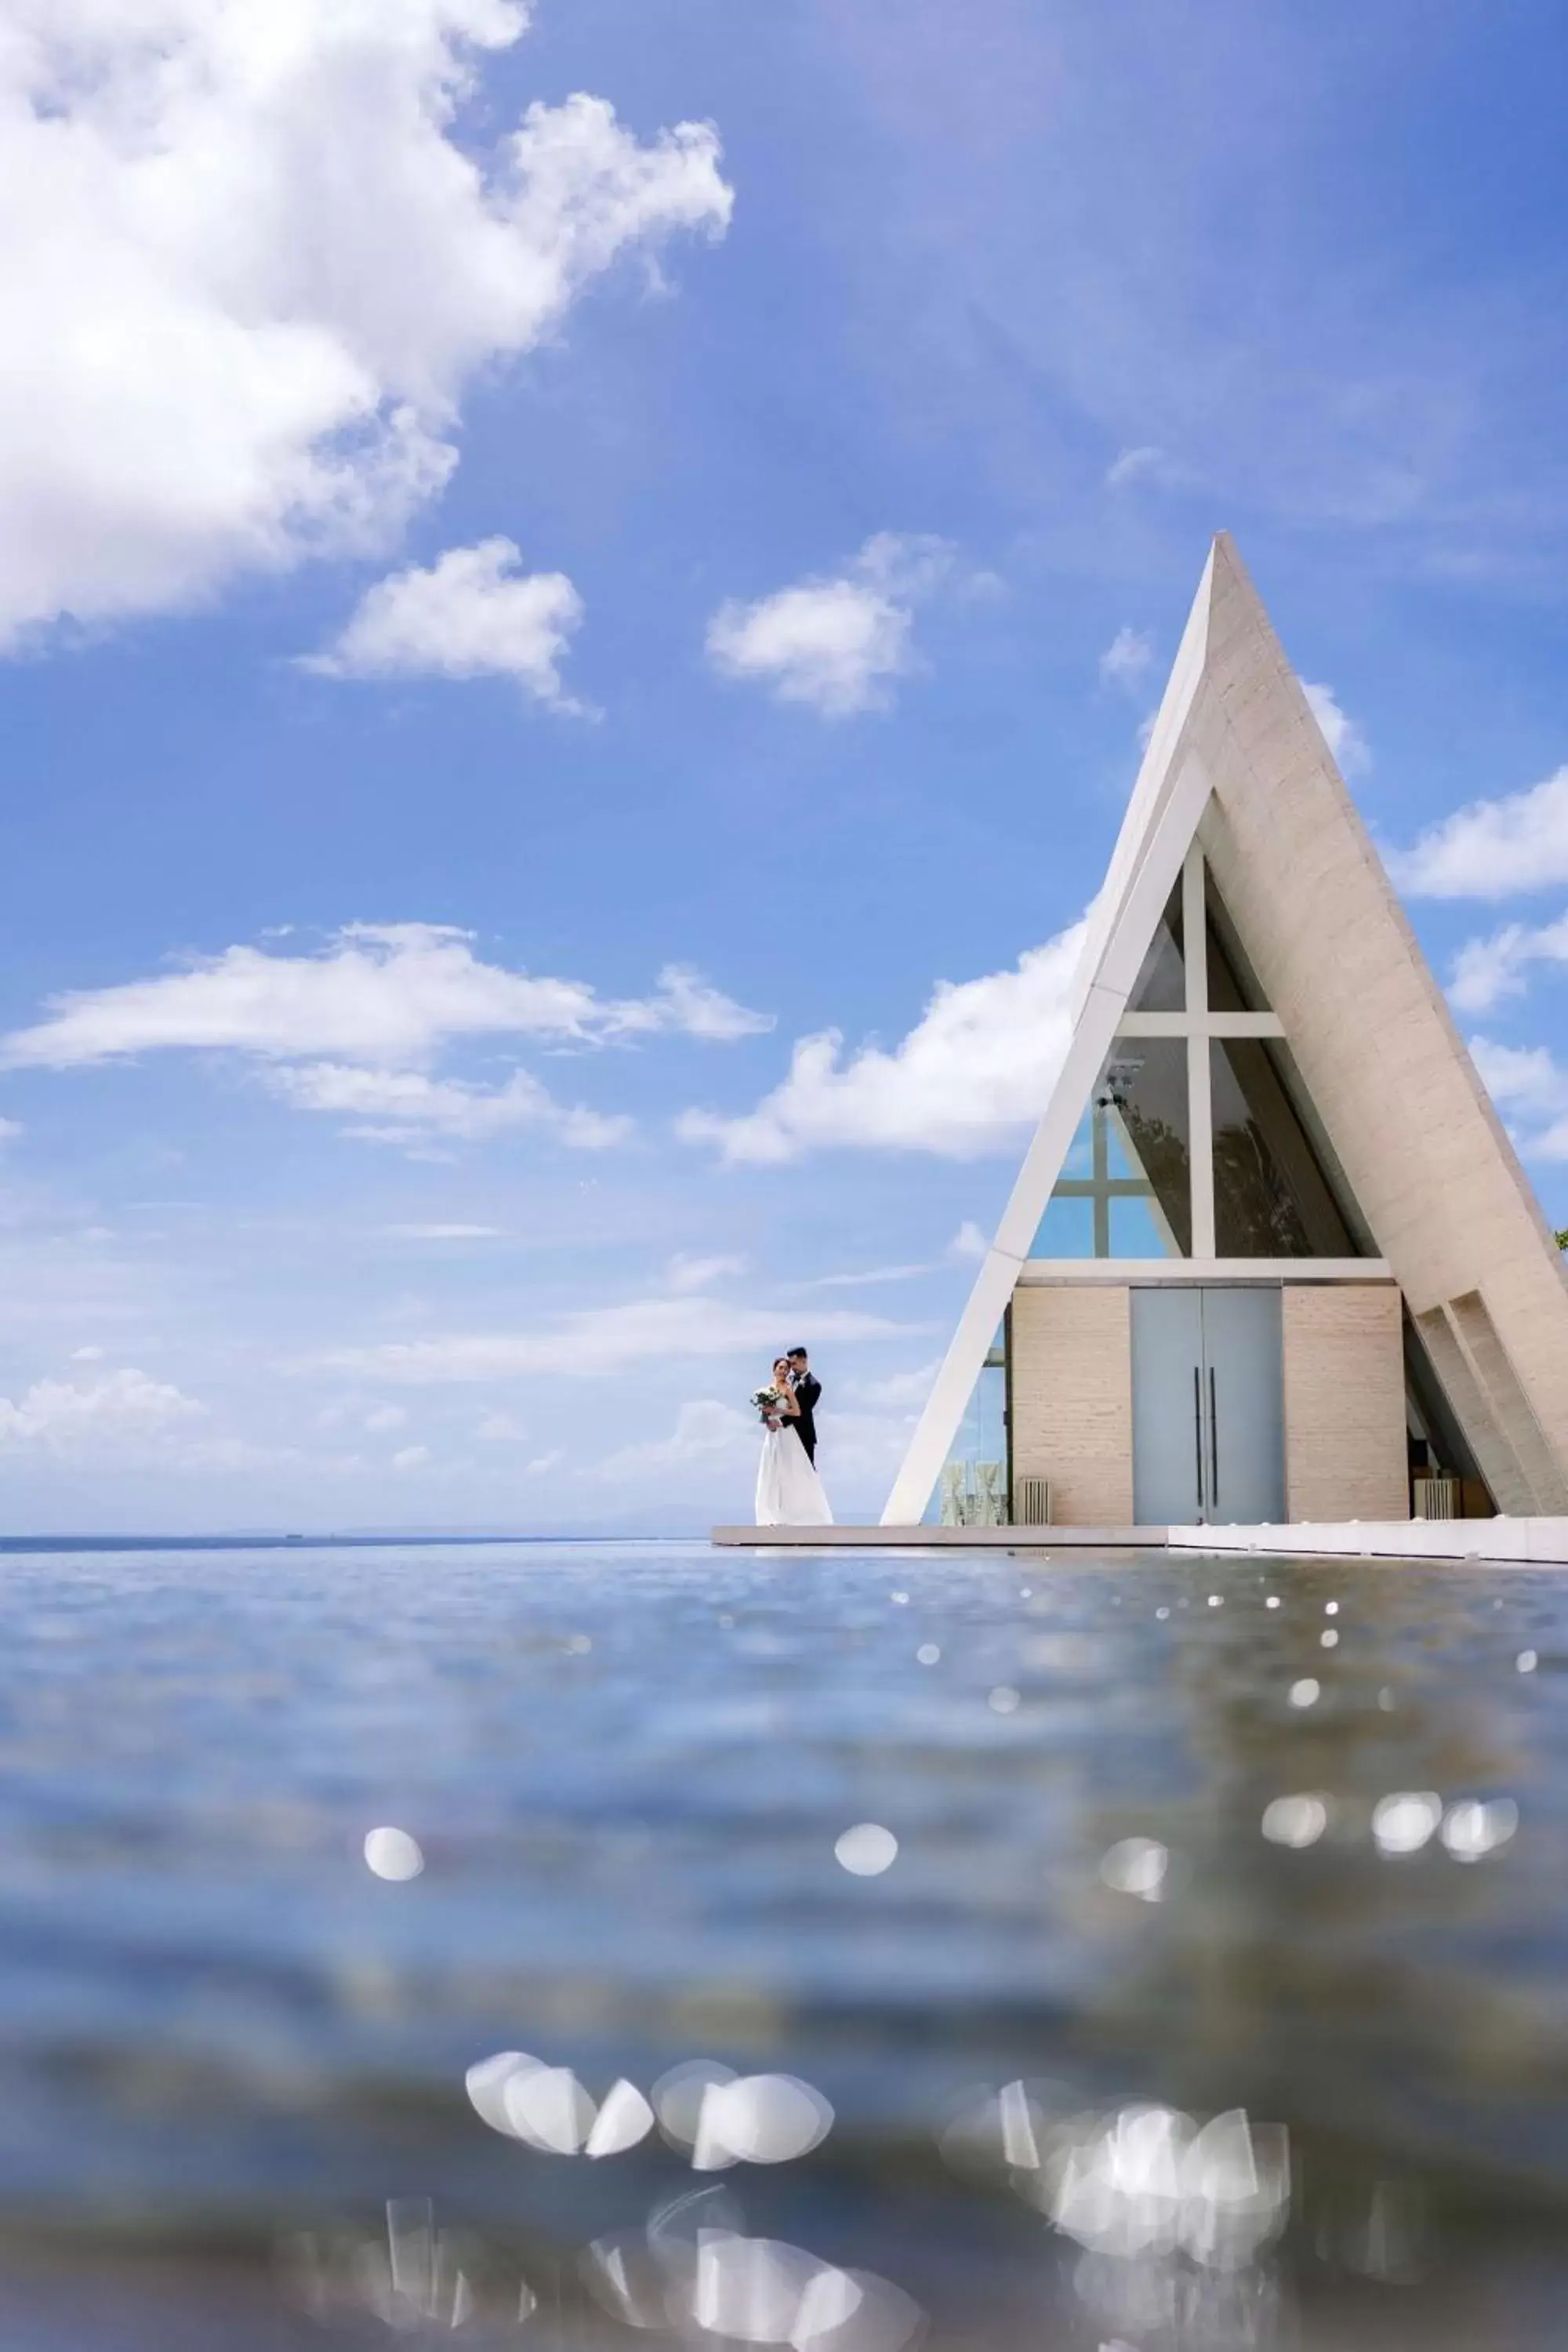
xmin=1028 ymin=847 xmax=1372 ymax=1262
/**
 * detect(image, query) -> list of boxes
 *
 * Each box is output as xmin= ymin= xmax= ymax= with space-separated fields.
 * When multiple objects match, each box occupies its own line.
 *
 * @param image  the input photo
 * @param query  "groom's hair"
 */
xmin=787 ymin=1346 xmax=808 ymax=1359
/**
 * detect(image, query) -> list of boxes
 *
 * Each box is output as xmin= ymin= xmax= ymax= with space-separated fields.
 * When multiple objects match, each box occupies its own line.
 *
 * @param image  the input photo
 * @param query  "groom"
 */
xmin=786 ymin=1348 xmax=821 ymax=1465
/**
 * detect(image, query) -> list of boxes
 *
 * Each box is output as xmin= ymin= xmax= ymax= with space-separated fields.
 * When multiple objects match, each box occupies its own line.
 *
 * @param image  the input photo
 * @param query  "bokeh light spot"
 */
xmin=1099 ymin=1836 xmax=1168 ymax=1902
xmin=836 ymin=1823 xmax=898 ymax=1877
xmin=363 ymin=1826 xmax=423 ymax=1881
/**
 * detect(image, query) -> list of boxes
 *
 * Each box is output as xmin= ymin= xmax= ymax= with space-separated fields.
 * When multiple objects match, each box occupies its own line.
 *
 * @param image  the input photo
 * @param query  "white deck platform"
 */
xmin=1171 ymin=1518 xmax=1568 ymax=1566
xmin=710 ymin=1525 xmax=1165 ymax=1549
xmin=713 ymin=1519 xmax=1568 ymax=1565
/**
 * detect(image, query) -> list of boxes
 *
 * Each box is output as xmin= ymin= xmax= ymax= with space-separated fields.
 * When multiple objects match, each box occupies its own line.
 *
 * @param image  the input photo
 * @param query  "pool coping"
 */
xmin=714 ymin=1518 xmax=1568 ymax=1565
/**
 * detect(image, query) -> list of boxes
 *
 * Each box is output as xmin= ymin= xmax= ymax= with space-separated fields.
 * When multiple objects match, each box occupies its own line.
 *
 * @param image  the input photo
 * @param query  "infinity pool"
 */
xmin=0 ymin=1540 xmax=1564 ymax=2349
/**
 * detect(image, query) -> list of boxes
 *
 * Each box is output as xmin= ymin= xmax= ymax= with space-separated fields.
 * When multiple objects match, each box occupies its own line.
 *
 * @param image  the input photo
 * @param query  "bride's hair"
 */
xmin=771 ymin=1356 xmax=790 ymax=1378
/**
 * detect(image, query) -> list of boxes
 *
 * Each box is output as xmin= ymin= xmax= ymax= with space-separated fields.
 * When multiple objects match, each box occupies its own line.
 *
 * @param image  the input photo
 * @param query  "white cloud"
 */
xmin=1470 ymin=1034 xmax=1568 ymax=1161
xmin=307 ymin=538 xmax=586 ymax=709
xmin=317 ymin=1293 xmax=911 ymax=1384
xmin=0 ymin=1366 xmax=203 ymax=1453
xmin=0 ymin=7 xmax=731 ymax=648
xmin=844 ymin=1359 xmax=942 ymax=1410
xmin=599 ymin=1399 xmax=752 ymax=1481
xmin=1105 ymin=445 xmax=1167 ymax=488
xmin=315 ymin=1395 xmax=409 ymax=1435
xmin=950 ymin=1220 xmax=989 ymax=1259
xmin=1301 ymin=681 xmax=1370 ymax=777
xmin=680 ymin=916 xmax=1087 ymax=1162
xmin=266 ymin=1061 xmax=629 ymax=1148
xmin=706 ymin=533 xmax=957 ymax=717
xmin=1388 ymin=767 xmax=1568 ymax=901
xmin=1447 ymin=913 xmax=1568 ymax=1014
xmin=1098 ymin=625 xmax=1152 ymax=690
xmin=476 ymin=1410 xmax=528 ymax=1442
xmin=70 ymin=1344 xmax=107 ymax=1362
xmin=805 ymin=1263 xmax=935 ymax=1289
xmin=667 ymin=1252 xmax=749 ymax=1292
xmin=2 ymin=926 xmax=768 ymax=1070
xmin=384 ymin=1223 xmax=504 ymax=1240
xmin=523 ymin=1448 xmax=564 ymax=1477
xmin=647 ymin=968 xmax=779 ymax=1044
xmin=2 ymin=928 xmax=771 ymax=1156
xmin=1472 ymin=1036 xmax=1562 ymax=1116
xmin=391 ymin=1443 xmax=432 ymax=1472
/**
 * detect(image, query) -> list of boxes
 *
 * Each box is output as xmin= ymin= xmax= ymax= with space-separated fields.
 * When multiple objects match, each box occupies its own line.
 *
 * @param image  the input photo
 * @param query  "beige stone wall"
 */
xmin=1283 ymin=1284 xmax=1407 ymax=1521
xmin=1194 ymin=539 xmax=1568 ymax=1508
xmin=1011 ymin=1285 xmax=1134 ymax=1526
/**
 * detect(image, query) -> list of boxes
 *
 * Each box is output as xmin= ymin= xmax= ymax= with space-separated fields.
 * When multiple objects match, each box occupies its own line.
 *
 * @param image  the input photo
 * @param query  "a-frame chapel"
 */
xmin=884 ymin=535 xmax=1568 ymax=1533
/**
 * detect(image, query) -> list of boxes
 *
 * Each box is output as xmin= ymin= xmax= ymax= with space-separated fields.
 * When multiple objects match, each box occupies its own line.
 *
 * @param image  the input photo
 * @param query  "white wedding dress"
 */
xmin=755 ymin=1421 xmax=834 ymax=1527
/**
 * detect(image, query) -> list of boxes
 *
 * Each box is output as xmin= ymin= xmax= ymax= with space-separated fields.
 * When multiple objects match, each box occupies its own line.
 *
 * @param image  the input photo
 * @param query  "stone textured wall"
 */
xmin=1196 ymin=536 xmax=1568 ymax=1508
xmin=1011 ymin=1285 xmax=1134 ymax=1526
xmin=1283 ymin=1284 xmax=1408 ymax=1522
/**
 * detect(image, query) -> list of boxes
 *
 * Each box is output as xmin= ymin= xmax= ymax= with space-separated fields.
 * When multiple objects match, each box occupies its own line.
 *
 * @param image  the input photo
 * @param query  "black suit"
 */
xmin=789 ymin=1371 xmax=822 ymax=1464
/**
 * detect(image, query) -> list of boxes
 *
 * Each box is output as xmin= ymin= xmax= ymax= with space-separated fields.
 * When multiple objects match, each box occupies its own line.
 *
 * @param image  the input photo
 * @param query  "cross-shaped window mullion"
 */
xmin=1184 ymin=842 xmax=1217 ymax=1258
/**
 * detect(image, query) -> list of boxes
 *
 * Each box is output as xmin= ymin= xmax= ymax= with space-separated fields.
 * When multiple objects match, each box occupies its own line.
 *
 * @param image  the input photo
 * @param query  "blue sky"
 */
xmin=2 ymin=0 xmax=1567 ymax=1531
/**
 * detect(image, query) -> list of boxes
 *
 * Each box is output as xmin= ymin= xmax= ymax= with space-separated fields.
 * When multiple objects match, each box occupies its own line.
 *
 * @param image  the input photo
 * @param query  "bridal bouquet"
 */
xmin=750 ymin=1385 xmax=784 ymax=1425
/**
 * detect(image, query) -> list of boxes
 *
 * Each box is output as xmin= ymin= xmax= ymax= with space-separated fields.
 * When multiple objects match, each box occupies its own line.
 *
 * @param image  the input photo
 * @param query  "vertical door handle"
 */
xmin=1192 ymin=1367 xmax=1205 ymax=1513
xmin=1209 ymin=1366 xmax=1219 ymax=1512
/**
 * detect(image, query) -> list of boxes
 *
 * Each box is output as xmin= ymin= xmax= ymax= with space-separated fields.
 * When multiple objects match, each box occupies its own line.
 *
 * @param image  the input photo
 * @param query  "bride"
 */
xmin=755 ymin=1356 xmax=834 ymax=1527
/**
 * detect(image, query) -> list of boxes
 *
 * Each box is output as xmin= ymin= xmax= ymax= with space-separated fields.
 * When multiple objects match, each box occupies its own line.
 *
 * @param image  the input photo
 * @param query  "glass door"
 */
xmin=1131 ymin=1287 xmax=1285 ymax=1524
xmin=1201 ymin=1287 xmax=1284 ymax=1523
xmin=1131 ymin=1289 xmax=1205 ymax=1524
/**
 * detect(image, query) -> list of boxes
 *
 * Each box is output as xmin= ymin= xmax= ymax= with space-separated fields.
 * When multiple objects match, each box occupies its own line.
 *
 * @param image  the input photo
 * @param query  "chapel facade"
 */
xmin=887 ymin=538 xmax=1568 ymax=1532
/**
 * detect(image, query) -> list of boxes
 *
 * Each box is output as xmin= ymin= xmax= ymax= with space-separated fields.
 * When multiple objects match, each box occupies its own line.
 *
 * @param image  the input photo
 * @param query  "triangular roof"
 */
xmin=884 ymin=534 xmax=1568 ymax=1525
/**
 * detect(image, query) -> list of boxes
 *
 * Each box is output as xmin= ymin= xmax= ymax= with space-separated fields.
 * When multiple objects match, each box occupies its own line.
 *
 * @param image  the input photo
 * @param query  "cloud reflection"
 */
xmin=1099 ymin=1837 xmax=1168 ymax=1902
xmin=583 ymin=2187 xmax=924 ymax=2348
xmin=280 ymin=2197 xmax=535 ymax=2333
xmin=1261 ymin=1793 xmax=1330 ymax=1849
xmin=466 ymin=2053 xmax=833 ymax=2173
xmin=1440 ymin=1797 xmax=1518 ymax=1861
xmin=940 ymin=2085 xmax=1290 ymax=2274
xmin=1371 ymin=1793 xmax=1443 ymax=1857
xmin=465 ymin=2051 xmax=654 ymax=2156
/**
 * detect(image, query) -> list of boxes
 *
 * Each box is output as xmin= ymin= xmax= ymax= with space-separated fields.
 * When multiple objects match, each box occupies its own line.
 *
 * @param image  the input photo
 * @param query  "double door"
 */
xmin=1131 ymin=1286 xmax=1284 ymax=1525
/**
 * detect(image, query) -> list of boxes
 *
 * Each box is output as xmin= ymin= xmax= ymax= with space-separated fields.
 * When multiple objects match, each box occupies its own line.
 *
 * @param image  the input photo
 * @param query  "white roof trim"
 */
xmin=881 ymin=550 xmax=1227 ymax=1526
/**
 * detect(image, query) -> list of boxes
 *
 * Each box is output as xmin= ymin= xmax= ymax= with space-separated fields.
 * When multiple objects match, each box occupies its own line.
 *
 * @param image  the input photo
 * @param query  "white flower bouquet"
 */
xmin=750 ymin=1385 xmax=784 ymax=1425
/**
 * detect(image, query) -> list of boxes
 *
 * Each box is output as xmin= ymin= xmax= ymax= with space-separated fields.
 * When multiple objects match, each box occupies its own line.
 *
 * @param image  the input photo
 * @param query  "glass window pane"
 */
xmin=1031 ymin=1193 xmax=1094 ymax=1258
xmin=1030 ymin=1048 xmax=1192 ymax=1258
xmin=1207 ymin=920 xmax=1247 ymax=1012
xmin=1111 ymin=1192 xmax=1181 ymax=1256
xmin=927 ymin=1362 xmax=1009 ymax=1525
xmin=1211 ymin=1040 xmax=1356 ymax=1256
xmin=1056 ymin=1119 xmax=1094 ymax=1181
xmin=1205 ymin=880 xmax=1271 ymax=1012
xmin=1127 ymin=886 xmax=1185 ymax=1011
xmin=1103 ymin=1041 xmax=1192 ymax=1254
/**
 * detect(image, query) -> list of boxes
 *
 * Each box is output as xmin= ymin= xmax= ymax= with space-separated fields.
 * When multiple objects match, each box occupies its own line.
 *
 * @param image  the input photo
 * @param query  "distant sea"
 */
xmin=0 ymin=1538 xmax=1564 ymax=2349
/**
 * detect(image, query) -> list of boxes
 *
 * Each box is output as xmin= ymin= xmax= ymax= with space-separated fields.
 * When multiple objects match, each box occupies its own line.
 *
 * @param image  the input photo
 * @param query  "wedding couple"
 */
xmin=754 ymin=1347 xmax=834 ymax=1527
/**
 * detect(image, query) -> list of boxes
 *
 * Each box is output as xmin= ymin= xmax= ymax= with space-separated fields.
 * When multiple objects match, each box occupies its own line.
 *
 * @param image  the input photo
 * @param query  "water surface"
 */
xmin=0 ymin=1540 xmax=1564 ymax=2349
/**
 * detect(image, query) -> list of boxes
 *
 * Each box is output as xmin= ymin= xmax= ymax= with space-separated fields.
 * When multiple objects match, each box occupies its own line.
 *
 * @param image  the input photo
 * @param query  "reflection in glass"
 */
xmin=1104 ymin=1041 xmax=1192 ymax=1254
xmin=1127 ymin=884 xmax=1185 ymax=1011
xmin=1211 ymin=1040 xmax=1356 ymax=1257
xmin=1205 ymin=893 xmax=1270 ymax=1013
xmin=1031 ymin=1194 xmax=1093 ymax=1257
xmin=928 ymin=1359 xmax=1007 ymax=1526
xmin=1029 ymin=1048 xmax=1190 ymax=1258
xmin=1110 ymin=1192 xmax=1179 ymax=1256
